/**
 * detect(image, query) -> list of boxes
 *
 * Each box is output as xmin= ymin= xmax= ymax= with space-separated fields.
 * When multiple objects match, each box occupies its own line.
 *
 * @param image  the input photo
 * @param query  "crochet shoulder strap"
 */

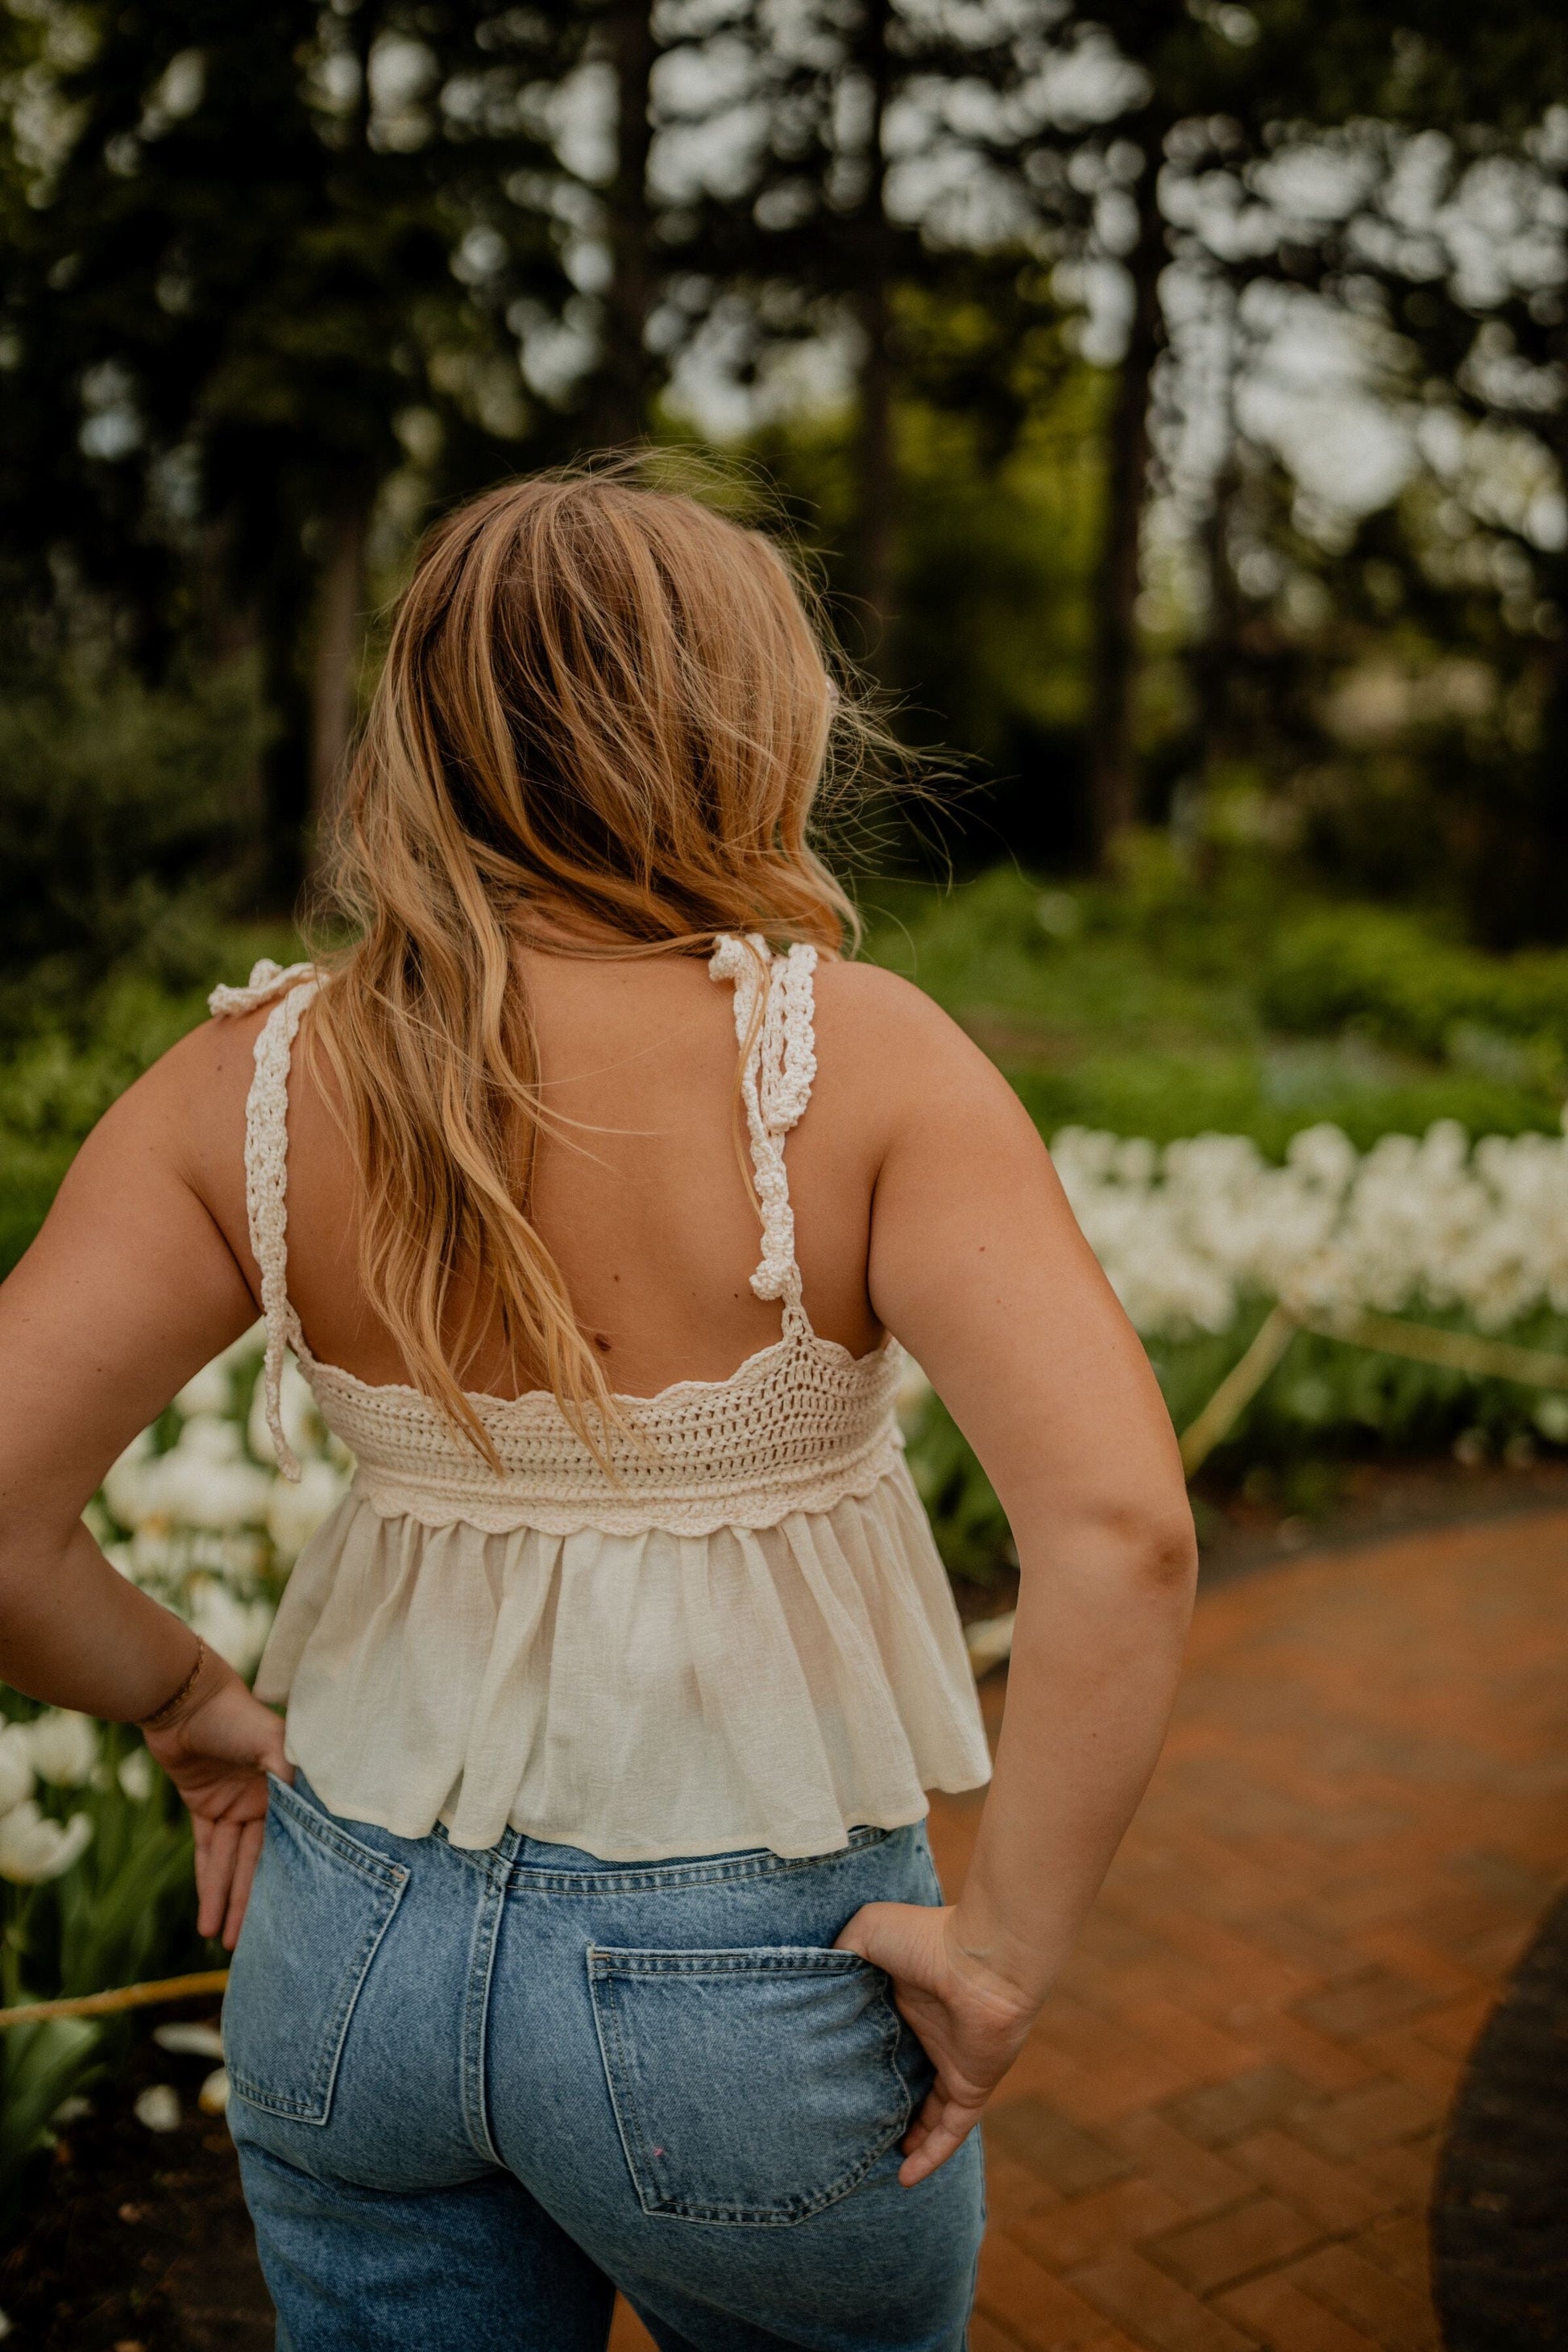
xmin=208 ymin=960 xmax=321 ymax=1479
xmin=708 ymin=935 xmax=819 ymax=1331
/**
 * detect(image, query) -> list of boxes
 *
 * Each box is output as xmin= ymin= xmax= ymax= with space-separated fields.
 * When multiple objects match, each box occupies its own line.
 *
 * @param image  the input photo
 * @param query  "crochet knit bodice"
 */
xmin=211 ymin=939 xmax=905 ymax=1539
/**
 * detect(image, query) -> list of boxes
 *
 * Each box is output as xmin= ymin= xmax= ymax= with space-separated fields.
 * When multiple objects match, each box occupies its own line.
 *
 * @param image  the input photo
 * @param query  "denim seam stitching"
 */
xmin=586 ymin=1948 xmax=657 ymax=2217
xmin=590 ymin=1949 xmax=874 ymax=1980
xmin=268 ymin=1775 xmax=409 ymax=1892
xmin=458 ymin=1856 xmax=509 ymax=2165
xmin=512 ymin=1824 xmax=896 ymax=1896
xmin=227 ymin=1867 xmax=409 ymax=2124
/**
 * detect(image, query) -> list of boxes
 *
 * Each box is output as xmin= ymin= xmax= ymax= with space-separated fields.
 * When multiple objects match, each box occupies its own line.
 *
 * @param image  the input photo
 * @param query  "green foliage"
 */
xmin=1261 ymin=906 xmax=1568 ymax=1072
xmin=861 ymin=861 xmax=1568 ymax=1154
xmin=0 ymin=2019 xmax=101 ymax=2214
xmin=0 ymin=925 xmax=301 ymax=1280
xmin=0 ymin=657 xmax=270 ymax=985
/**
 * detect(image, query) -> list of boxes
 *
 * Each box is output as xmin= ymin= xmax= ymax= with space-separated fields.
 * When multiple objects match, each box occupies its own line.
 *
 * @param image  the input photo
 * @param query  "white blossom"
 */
xmin=266 ymin=1456 xmax=351 ymax=1564
xmin=25 ymin=1710 xmax=100 ymax=1788
xmin=0 ymin=1800 xmax=93 ymax=1882
xmin=1051 ymin=1115 xmax=1568 ymax=1342
xmin=186 ymin=1579 xmax=276 ymax=1676
xmin=117 ymin=1746 xmax=156 ymax=1802
xmin=102 ymin=1428 xmax=156 ymax=1529
xmin=134 ymin=2084 xmax=181 ymax=2133
xmin=173 ymin=1359 xmax=235 ymax=1418
xmin=0 ymin=1725 xmax=35 ymax=1815
xmin=145 ymin=1417 xmax=275 ymax=1531
xmin=154 ymin=2021 xmax=224 ymax=2059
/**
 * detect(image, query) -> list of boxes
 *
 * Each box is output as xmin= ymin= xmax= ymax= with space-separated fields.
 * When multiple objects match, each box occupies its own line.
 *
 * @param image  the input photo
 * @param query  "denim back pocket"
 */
xmin=223 ymin=1777 xmax=409 ymax=2127
xmin=587 ymin=1944 xmax=915 ymax=2225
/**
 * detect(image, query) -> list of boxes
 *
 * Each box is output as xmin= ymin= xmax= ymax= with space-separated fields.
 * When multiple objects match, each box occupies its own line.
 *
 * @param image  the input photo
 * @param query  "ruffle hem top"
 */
xmin=211 ymin=938 xmax=991 ymax=1861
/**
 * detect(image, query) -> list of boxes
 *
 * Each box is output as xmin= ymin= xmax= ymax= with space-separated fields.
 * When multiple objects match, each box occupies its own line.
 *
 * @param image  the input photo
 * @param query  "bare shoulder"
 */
xmin=78 ymin=1004 xmax=259 ymax=1165
xmin=815 ymin=957 xmax=1027 ymax=1105
xmin=813 ymin=956 xmax=967 ymax=1058
xmin=68 ymin=1004 xmax=284 ymax=1273
xmin=803 ymin=959 xmax=1034 ymax=1194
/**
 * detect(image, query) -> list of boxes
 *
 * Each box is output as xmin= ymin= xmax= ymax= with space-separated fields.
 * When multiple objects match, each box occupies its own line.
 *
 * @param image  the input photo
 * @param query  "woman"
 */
xmin=0 ymin=469 xmax=1196 ymax=2350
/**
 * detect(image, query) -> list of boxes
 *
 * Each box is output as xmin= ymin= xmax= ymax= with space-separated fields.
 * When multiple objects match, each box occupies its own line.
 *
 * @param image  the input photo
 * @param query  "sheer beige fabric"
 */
xmin=213 ymin=942 xmax=991 ymax=1860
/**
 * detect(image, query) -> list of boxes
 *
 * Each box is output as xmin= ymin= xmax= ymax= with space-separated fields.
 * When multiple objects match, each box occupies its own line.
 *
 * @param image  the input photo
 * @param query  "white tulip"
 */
xmin=0 ymin=1801 xmax=93 ymax=1882
xmin=1047 ymin=1117 xmax=1568 ymax=1347
xmin=198 ymin=2067 xmax=230 ymax=2116
xmin=134 ymin=2084 xmax=181 ymax=2133
xmin=118 ymin=1746 xmax=156 ymax=1802
xmin=895 ymin=1358 xmax=932 ymax=1428
xmin=266 ymin=1457 xmax=350 ymax=1564
xmin=0 ymin=1726 xmax=34 ymax=1815
xmin=147 ymin=1417 xmax=273 ymax=1531
xmin=154 ymin=2021 xmax=225 ymax=2059
xmin=25 ymin=1710 xmax=100 ymax=1788
xmin=187 ymin=1581 xmax=276 ymax=1677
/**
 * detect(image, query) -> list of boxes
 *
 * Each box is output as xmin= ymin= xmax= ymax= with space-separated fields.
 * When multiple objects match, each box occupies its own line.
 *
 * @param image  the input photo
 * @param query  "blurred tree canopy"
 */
xmin=2 ymin=0 xmax=1567 ymax=947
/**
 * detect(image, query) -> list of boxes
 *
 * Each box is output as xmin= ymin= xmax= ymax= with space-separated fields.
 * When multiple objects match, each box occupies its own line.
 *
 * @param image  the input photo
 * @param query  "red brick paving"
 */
xmin=610 ymin=1508 xmax=1568 ymax=2350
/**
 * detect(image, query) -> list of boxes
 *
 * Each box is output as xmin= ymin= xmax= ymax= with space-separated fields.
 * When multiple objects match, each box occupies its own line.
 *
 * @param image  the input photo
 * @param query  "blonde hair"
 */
xmin=307 ymin=460 xmax=869 ymax=1462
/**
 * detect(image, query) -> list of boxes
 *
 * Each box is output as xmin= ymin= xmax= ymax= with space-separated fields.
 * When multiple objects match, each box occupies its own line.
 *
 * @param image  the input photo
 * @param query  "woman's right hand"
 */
xmin=834 ymin=1900 xmax=1039 ymax=2185
xmin=144 ymin=1665 xmax=292 ymax=1952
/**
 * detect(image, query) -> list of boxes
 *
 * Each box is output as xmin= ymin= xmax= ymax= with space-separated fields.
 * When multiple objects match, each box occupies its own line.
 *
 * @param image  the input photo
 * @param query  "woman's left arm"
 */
xmin=0 ymin=1029 xmax=289 ymax=1944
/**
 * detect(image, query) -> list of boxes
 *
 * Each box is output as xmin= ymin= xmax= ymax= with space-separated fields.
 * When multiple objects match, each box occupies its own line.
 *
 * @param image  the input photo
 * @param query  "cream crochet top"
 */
xmin=212 ymin=940 xmax=990 ymax=1860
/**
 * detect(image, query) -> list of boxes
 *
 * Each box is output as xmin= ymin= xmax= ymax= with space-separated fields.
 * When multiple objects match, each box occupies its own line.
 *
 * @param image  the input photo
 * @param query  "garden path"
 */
xmin=611 ymin=1507 xmax=1568 ymax=2352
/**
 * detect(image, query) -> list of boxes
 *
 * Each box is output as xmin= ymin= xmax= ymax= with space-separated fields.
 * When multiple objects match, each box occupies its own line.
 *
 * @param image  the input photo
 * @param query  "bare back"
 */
xmin=197 ymin=947 xmax=890 ymax=1401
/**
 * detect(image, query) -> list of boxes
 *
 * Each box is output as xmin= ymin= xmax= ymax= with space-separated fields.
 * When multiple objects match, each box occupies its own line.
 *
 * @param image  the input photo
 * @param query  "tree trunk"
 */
xmin=852 ymin=0 xmax=896 ymax=666
xmin=309 ymin=501 xmax=367 ymax=852
xmin=1193 ymin=284 xmax=1242 ymax=781
xmin=1087 ymin=155 xmax=1166 ymax=864
xmin=592 ymin=0 xmax=656 ymax=446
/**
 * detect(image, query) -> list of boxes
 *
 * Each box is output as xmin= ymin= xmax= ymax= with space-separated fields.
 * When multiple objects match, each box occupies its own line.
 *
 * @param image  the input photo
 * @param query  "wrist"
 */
xmin=944 ymin=1901 xmax=1060 ymax=2022
xmin=137 ymin=1636 xmax=226 ymax=1736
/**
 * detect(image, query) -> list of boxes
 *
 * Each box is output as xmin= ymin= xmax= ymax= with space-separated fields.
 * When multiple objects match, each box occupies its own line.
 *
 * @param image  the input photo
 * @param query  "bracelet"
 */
xmin=138 ymin=1638 xmax=209 ymax=1733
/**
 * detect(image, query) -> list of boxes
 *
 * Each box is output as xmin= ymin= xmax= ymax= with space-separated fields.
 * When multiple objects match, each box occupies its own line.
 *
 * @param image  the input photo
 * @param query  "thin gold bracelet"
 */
xmin=138 ymin=1636 xmax=208 ymax=1732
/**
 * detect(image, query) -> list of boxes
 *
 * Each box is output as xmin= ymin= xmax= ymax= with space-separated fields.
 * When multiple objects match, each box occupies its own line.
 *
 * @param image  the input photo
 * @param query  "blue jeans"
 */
xmin=225 ymin=1775 xmax=985 ymax=2350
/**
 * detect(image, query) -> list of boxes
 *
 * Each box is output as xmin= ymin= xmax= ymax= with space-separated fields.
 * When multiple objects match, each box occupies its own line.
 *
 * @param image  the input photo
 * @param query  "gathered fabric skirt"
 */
xmin=255 ymin=1458 xmax=992 ymax=1861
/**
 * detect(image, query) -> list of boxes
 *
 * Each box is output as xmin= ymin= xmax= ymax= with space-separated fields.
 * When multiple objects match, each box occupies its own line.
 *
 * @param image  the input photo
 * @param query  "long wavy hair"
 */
xmin=304 ymin=460 xmax=871 ymax=1462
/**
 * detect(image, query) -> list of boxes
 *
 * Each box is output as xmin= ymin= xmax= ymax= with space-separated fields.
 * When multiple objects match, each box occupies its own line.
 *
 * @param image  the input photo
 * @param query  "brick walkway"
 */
xmin=610 ymin=1508 xmax=1568 ymax=2352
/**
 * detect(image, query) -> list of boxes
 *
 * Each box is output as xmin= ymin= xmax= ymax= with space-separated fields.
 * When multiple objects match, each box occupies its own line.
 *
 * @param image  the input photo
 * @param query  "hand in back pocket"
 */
xmin=587 ymin=1943 xmax=924 ymax=2225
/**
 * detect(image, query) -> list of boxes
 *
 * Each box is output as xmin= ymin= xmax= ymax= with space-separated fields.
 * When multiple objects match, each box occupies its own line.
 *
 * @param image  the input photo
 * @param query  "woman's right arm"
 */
xmin=831 ymin=973 xmax=1198 ymax=2185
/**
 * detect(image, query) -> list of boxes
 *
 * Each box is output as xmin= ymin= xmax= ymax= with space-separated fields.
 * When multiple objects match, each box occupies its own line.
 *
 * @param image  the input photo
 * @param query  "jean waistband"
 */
xmin=287 ymin=1773 xmax=912 ymax=1892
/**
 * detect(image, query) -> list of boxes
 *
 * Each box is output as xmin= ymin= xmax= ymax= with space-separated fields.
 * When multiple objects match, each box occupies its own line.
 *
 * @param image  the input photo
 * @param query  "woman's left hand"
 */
xmin=144 ymin=1667 xmax=292 ymax=1951
xmin=834 ymin=1900 xmax=1039 ymax=2186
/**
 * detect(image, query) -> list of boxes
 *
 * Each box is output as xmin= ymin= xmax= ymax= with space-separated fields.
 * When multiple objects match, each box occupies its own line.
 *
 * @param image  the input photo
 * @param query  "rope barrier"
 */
xmin=0 ymin=1970 xmax=229 ymax=2030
